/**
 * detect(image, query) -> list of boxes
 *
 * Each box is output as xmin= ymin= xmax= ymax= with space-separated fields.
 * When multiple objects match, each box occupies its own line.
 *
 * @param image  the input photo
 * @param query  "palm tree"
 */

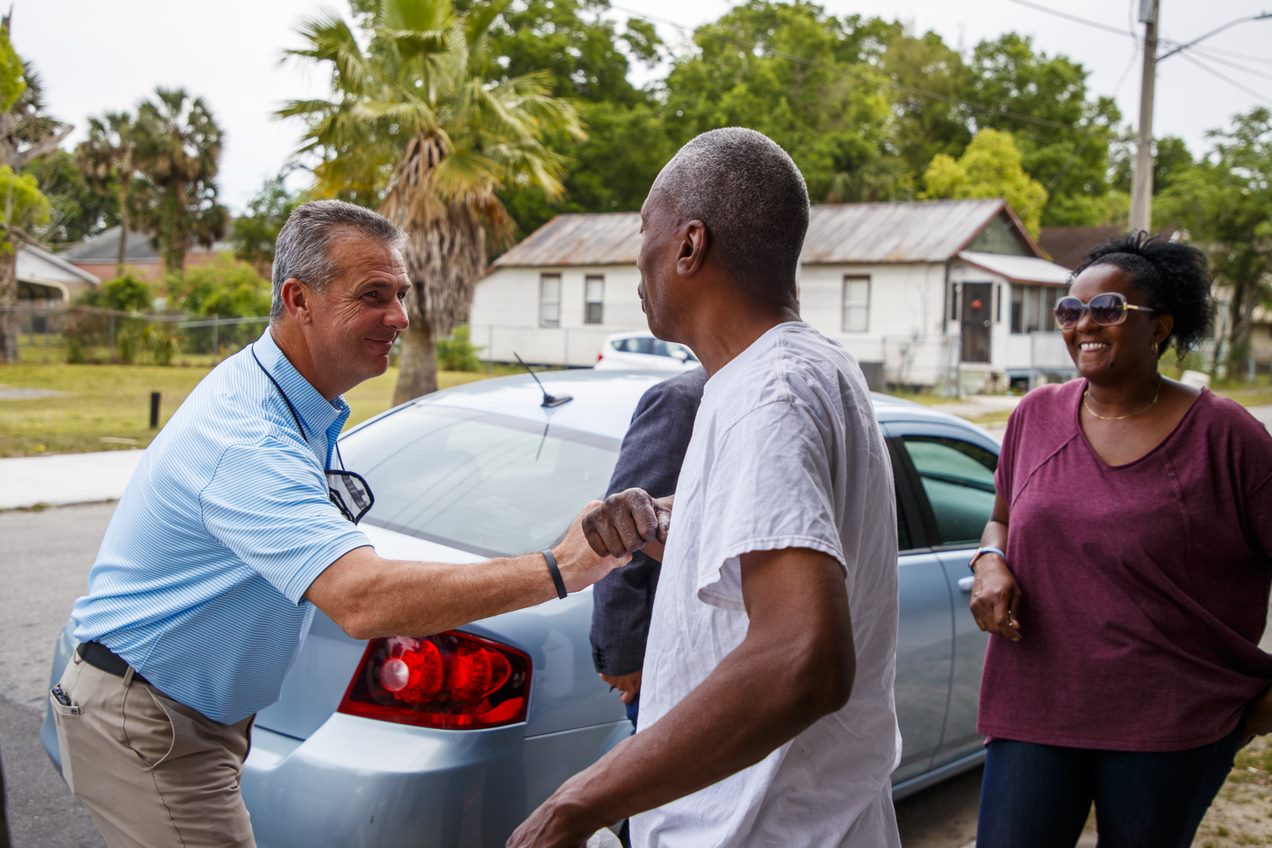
xmin=280 ymin=0 xmax=583 ymax=403
xmin=76 ymin=112 xmax=140 ymax=276
xmin=134 ymin=88 xmax=227 ymax=277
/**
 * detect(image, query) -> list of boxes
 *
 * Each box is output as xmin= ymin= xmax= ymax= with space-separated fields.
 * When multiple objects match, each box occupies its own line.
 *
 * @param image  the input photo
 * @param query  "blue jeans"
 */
xmin=976 ymin=727 xmax=1241 ymax=848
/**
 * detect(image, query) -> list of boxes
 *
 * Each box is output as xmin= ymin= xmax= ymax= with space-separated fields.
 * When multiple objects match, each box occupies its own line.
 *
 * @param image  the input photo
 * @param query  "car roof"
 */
xmin=353 ymin=370 xmax=988 ymax=443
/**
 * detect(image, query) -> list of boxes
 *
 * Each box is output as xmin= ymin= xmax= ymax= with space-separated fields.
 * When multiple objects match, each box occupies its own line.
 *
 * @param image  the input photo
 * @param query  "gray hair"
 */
xmin=270 ymin=200 xmax=406 ymax=320
xmin=655 ymin=128 xmax=809 ymax=299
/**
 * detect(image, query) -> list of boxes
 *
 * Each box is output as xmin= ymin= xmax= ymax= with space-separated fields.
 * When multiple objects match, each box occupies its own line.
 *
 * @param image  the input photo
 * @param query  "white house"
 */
xmin=17 ymin=242 xmax=100 ymax=304
xmin=471 ymin=198 xmax=1074 ymax=390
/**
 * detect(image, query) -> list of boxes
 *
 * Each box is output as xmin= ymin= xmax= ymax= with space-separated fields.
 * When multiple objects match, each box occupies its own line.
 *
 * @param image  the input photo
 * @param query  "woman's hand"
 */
xmin=969 ymin=554 xmax=1023 ymax=643
xmin=1242 ymin=686 xmax=1272 ymax=747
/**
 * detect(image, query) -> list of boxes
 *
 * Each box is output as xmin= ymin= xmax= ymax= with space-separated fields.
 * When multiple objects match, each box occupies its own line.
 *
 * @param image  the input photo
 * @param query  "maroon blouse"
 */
xmin=979 ymin=381 xmax=1272 ymax=751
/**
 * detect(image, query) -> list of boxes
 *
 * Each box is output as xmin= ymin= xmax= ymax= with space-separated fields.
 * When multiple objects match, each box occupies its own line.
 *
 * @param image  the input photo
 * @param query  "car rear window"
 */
xmin=341 ymin=405 xmax=620 ymax=557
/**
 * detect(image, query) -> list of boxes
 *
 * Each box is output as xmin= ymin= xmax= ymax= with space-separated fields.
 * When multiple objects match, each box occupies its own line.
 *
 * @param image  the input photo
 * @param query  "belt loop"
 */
xmin=123 ymin=666 xmax=135 ymax=687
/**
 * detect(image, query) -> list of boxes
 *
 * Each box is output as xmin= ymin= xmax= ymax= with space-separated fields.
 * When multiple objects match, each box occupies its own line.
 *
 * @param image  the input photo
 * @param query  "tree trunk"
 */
xmin=0 ymin=249 xmax=17 ymax=363
xmin=1225 ymin=283 xmax=1257 ymax=377
xmin=116 ymin=188 xmax=130 ymax=277
xmin=392 ymin=320 xmax=437 ymax=406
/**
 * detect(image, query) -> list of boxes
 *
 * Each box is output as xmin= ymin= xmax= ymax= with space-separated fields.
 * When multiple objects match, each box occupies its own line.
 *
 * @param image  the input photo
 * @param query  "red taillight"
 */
xmin=338 ymin=632 xmax=531 ymax=729
xmin=597 ymin=351 xmax=604 ymax=362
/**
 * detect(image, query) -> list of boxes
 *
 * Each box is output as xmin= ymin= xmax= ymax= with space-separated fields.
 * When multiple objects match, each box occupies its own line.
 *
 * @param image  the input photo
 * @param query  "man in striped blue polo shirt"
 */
xmin=52 ymin=201 xmax=624 ymax=848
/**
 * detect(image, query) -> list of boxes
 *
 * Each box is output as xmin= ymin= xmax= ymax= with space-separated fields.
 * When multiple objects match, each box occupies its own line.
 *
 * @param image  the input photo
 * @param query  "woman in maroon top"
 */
xmin=969 ymin=233 xmax=1272 ymax=847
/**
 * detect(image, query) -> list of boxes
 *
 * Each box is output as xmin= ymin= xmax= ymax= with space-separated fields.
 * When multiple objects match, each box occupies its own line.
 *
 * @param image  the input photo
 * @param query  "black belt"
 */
xmin=77 ymin=641 xmax=149 ymax=686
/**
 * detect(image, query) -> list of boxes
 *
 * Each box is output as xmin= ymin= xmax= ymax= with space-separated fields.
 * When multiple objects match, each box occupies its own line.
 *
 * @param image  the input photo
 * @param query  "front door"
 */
xmin=960 ymin=282 xmax=993 ymax=364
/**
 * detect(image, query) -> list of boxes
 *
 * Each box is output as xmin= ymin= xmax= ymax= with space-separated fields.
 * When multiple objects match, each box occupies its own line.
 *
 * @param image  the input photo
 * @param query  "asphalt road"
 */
xmin=0 ymin=503 xmax=111 ymax=848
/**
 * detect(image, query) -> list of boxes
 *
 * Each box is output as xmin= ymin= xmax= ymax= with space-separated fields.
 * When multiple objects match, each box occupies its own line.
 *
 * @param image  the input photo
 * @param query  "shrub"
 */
xmin=437 ymin=324 xmax=483 ymax=372
xmin=80 ymin=273 xmax=154 ymax=313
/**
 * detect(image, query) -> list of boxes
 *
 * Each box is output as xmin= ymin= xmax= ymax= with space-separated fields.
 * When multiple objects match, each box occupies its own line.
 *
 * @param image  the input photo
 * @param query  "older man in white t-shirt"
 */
xmin=509 ymin=128 xmax=900 ymax=848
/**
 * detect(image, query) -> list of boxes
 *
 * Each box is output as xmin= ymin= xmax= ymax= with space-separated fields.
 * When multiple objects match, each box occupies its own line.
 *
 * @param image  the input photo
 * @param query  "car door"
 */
xmin=890 ymin=423 xmax=998 ymax=767
xmin=883 ymin=433 xmax=956 ymax=783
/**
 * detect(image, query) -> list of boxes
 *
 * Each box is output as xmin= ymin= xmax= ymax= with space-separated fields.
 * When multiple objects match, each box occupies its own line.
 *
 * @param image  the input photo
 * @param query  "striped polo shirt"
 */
xmin=72 ymin=328 xmax=370 ymax=724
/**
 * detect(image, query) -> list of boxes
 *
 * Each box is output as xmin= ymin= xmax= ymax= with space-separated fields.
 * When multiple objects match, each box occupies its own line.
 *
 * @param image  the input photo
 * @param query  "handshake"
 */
xmin=552 ymin=489 xmax=675 ymax=596
xmin=580 ymin=488 xmax=675 ymax=559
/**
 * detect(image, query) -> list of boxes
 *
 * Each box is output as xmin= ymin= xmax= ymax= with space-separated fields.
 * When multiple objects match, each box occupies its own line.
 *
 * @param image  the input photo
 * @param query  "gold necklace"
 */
xmin=1083 ymin=378 xmax=1162 ymax=421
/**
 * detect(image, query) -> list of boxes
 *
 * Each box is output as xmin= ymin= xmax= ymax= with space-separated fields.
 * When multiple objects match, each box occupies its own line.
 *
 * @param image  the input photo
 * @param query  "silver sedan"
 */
xmin=43 ymin=369 xmax=997 ymax=847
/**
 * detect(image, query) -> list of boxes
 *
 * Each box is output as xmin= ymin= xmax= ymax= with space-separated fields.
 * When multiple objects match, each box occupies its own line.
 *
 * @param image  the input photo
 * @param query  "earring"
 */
xmin=1151 ymin=340 xmax=1159 ymax=354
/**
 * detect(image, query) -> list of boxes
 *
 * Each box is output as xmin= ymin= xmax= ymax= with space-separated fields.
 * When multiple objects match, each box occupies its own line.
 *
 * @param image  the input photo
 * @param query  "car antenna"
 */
xmin=513 ymin=352 xmax=573 ymax=408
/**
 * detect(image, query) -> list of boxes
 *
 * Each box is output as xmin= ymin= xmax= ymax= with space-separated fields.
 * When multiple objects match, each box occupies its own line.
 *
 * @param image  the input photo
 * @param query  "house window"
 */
xmin=1010 ymin=286 xmax=1054 ymax=333
xmin=841 ymin=276 xmax=870 ymax=333
xmin=540 ymin=274 xmax=561 ymax=328
xmin=584 ymin=275 xmax=604 ymax=325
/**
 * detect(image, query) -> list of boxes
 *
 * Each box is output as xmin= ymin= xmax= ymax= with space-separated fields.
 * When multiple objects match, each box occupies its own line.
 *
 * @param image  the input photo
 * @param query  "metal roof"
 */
xmin=958 ymin=251 xmax=1072 ymax=285
xmin=18 ymin=243 xmax=100 ymax=285
xmin=494 ymin=199 xmax=1020 ymax=268
xmin=60 ymin=226 xmax=231 ymax=262
xmin=801 ymin=199 xmax=1008 ymax=263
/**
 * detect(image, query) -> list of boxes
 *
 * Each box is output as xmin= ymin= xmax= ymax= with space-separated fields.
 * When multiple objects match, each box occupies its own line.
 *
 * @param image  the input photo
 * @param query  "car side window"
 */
xmin=901 ymin=437 xmax=997 ymax=547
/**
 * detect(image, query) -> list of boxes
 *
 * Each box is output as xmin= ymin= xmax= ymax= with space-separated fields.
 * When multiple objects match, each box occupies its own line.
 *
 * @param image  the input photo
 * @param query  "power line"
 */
xmin=1178 ymin=47 xmax=1272 ymax=83
xmin=1003 ymin=0 xmax=1136 ymax=39
xmin=1188 ymin=43 xmax=1272 ymax=68
xmin=1005 ymin=0 xmax=1272 ymax=70
xmin=1177 ymin=51 xmax=1272 ymax=107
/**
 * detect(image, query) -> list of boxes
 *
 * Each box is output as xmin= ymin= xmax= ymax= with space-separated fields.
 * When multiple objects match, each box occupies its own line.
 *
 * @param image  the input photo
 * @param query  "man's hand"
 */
xmin=581 ymin=489 xmax=673 ymax=558
xmin=555 ymin=501 xmax=631 ymax=593
xmin=506 ymin=775 xmax=599 ymax=848
xmin=600 ymin=670 xmax=642 ymax=705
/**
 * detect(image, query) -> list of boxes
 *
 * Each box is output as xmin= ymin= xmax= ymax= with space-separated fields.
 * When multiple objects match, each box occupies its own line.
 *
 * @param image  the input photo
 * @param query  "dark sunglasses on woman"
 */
xmin=1054 ymin=291 xmax=1158 ymax=330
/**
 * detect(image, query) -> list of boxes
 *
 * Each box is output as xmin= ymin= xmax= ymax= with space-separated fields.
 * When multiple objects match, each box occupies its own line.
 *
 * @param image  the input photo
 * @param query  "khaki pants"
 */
xmin=51 ymin=652 xmax=255 ymax=848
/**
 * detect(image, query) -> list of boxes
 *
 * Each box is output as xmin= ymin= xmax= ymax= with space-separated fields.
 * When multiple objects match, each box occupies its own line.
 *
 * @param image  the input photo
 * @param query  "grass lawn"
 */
xmin=0 ymin=361 xmax=517 ymax=457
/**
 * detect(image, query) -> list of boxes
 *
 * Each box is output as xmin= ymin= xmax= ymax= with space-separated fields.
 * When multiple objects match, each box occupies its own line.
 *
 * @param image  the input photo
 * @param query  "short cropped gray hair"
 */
xmin=270 ymin=200 xmax=405 ymax=320
xmin=656 ymin=128 xmax=809 ymax=299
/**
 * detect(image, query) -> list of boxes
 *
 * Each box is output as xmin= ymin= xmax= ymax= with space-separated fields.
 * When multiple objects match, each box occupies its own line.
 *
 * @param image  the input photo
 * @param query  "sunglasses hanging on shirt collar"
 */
xmin=251 ymin=345 xmax=374 ymax=525
xmin=326 ymin=464 xmax=374 ymax=524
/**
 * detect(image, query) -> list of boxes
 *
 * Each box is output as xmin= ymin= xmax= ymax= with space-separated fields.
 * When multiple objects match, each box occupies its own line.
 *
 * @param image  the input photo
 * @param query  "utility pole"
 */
xmin=1129 ymin=5 xmax=1272 ymax=233
xmin=1129 ymin=0 xmax=1159 ymax=233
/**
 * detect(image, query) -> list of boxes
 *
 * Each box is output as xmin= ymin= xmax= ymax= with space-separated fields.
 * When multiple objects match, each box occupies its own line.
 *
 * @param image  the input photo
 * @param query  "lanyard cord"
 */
xmin=249 ymin=344 xmax=349 ymax=470
xmin=250 ymin=344 xmax=308 ymax=438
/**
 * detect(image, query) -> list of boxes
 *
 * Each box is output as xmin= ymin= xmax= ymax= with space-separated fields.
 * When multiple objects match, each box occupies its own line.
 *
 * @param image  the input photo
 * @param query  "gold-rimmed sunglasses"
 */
xmin=1054 ymin=292 xmax=1158 ymax=330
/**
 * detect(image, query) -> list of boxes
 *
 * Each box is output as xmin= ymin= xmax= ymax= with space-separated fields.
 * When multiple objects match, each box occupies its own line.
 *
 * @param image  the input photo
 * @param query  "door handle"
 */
xmin=958 ymin=576 xmax=975 ymax=593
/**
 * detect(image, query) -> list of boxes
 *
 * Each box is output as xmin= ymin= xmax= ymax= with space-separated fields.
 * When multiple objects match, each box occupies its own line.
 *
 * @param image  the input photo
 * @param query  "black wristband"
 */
xmin=542 ymin=550 xmax=567 ymax=599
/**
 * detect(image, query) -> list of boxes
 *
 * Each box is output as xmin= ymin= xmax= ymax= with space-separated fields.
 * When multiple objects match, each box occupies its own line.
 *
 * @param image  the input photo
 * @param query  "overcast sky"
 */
xmin=17 ymin=0 xmax=1272 ymax=214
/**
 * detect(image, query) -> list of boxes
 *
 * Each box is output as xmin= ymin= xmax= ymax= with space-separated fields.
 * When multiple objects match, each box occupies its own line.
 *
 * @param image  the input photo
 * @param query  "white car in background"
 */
xmin=594 ymin=331 xmax=700 ymax=372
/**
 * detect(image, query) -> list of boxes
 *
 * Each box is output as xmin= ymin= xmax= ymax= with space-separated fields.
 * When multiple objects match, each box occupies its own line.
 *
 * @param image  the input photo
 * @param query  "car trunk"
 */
xmin=253 ymin=526 xmax=483 ymax=740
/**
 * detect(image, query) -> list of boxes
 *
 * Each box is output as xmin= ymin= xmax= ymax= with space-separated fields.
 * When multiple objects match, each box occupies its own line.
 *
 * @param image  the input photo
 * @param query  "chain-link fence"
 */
xmin=4 ymin=304 xmax=269 ymax=365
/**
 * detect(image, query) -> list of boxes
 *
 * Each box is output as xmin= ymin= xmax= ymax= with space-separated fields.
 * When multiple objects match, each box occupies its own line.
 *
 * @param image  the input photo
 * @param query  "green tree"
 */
xmin=1156 ymin=108 xmax=1272 ymax=375
xmin=960 ymin=33 xmax=1120 ymax=226
xmin=23 ymin=148 xmax=117 ymax=247
xmin=1109 ymin=133 xmax=1193 ymax=197
xmin=0 ymin=14 xmax=67 ymax=362
xmin=449 ymin=0 xmax=669 ymax=235
xmin=922 ymin=128 xmax=1047 ymax=235
xmin=76 ymin=111 xmax=143 ymax=275
xmin=0 ymin=164 xmax=51 ymax=249
xmin=662 ymin=1 xmax=901 ymax=202
xmin=134 ymin=88 xmax=228 ymax=277
xmin=230 ymin=174 xmax=302 ymax=274
xmin=281 ymin=0 xmax=583 ymax=403
xmin=875 ymin=24 xmax=972 ymax=191
xmin=176 ymin=255 xmax=271 ymax=318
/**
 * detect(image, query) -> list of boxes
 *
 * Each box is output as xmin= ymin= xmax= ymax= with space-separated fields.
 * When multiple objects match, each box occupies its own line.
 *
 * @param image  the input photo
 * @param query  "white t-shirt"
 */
xmin=631 ymin=322 xmax=901 ymax=848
